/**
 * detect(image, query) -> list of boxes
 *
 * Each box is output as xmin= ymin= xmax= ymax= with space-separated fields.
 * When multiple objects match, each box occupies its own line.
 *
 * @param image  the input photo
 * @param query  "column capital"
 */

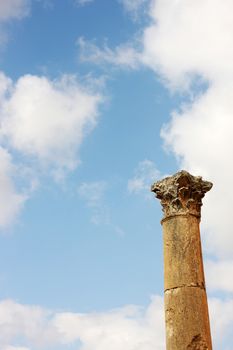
xmin=151 ymin=170 xmax=212 ymax=219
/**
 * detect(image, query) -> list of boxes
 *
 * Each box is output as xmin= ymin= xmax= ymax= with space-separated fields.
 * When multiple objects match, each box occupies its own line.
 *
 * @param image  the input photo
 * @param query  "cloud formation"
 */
xmin=141 ymin=0 xmax=233 ymax=88
xmin=119 ymin=0 xmax=149 ymax=18
xmin=209 ymin=297 xmax=233 ymax=349
xmin=3 ymin=347 xmax=30 ymax=350
xmin=206 ymin=259 xmax=233 ymax=294
xmin=0 ymin=147 xmax=26 ymax=228
xmin=0 ymin=297 xmax=165 ymax=350
xmin=128 ymin=160 xmax=160 ymax=196
xmin=78 ymin=37 xmax=140 ymax=69
xmin=0 ymin=0 xmax=30 ymax=22
xmin=0 ymin=0 xmax=30 ymax=46
xmin=0 ymin=71 xmax=103 ymax=227
xmin=0 ymin=72 xmax=103 ymax=179
xmin=78 ymin=181 xmax=109 ymax=225
xmin=75 ymin=0 xmax=94 ymax=7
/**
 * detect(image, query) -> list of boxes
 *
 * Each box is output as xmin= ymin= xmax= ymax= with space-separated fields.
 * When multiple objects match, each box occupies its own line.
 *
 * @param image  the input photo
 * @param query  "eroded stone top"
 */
xmin=151 ymin=170 xmax=212 ymax=219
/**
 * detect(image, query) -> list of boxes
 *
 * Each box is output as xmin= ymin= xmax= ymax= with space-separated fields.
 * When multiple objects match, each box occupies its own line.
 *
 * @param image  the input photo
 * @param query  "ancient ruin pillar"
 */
xmin=151 ymin=170 xmax=213 ymax=350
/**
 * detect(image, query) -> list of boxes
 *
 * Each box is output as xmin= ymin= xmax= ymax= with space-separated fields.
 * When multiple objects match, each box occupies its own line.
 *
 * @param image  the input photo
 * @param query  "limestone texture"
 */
xmin=152 ymin=170 xmax=212 ymax=350
xmin=151 ymin=170 xmax=212 ymax=219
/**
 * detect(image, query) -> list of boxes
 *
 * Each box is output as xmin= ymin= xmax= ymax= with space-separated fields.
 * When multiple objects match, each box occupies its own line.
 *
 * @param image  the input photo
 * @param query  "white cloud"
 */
xmin=54 ymin=296 xmax=165 ymax=350
xmin=0 ymin=0 xmax=30 ymax=22
xmin=0 ymin=297 xmax=165 ymax=350
xmin=205 ymin=259 xmax=233 ymax=294
xmin=0 ymin=72 xmax=103 ymax=180
xmin=141 ymin=0 xmax=233 ymax=89
xmin=0 ymin=71 xmax=103 ymax=228
xmin=0 ymin=299 xmax=58 ymax=348
xmin=75 ymin=0 xmax=94 ymax=7
xmin=78 ymin=181 xmax=109 ymax=224
xmin=78 ymin=37 xmax=140 ymax=69
xmin=119 ymin=0 xmax=149 ymax=18
xmin=3 ymin=347 xmax=30 ymax=350
xmin=78 ymin=181 xmax=107 ymax=207
xmin=78 ymin=181 xmax=125 ymax=235
xmin=0 ymin=72 xmax=11 ymax=99
xmin=209 ymin=297 xmax=233 ymax=349
xmin=128 ymin=160 xmax=160 ymax=195
xmin=0 ymin=0 xmax=30 ymax=47
xmin=0 ymin=147 xmax=27 ymax=229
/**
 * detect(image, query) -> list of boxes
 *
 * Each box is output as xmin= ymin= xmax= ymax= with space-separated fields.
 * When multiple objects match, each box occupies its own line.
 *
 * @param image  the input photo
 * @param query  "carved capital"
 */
xmin=151 ymin=170 xmax=212 ymax=219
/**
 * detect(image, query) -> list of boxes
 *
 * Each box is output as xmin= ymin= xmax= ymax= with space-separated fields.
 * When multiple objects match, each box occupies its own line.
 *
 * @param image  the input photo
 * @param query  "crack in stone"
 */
xmin=164 ymin=283 xmax=205 ymax=293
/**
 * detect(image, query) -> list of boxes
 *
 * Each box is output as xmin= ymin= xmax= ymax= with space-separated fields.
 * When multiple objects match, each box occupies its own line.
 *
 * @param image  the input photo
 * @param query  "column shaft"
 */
xmin=162 ymin=214 xmax=212 ymax=349
xmin=151 ymin=170 xmax=213 ymax=350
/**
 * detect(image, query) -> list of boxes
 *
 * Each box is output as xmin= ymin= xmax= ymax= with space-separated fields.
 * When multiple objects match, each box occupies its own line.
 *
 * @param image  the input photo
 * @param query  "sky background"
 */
xmin=0 ymin=0 xmax=233 ymax=349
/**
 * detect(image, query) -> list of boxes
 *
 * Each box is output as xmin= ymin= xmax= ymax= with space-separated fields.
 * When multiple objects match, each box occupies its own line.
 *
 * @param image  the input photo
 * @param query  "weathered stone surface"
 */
xmin=165 ymin=287 xmax=211 ymax=349
xmin=152 ymin=170 xmax=212 ymax=350
xmin=151 ymin=170 xmax=212 ymax=219
xmin=163 ymin=215 xmax=205 ymax=291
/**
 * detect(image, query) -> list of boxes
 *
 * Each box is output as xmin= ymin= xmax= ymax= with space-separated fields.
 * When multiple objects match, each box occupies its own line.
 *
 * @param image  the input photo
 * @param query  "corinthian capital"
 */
xmin=151 ymin=170 xmax=212 ymax=219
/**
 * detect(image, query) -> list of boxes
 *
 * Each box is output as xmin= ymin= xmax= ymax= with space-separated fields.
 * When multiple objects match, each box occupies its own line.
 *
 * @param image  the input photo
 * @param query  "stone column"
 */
xmin=151 ymin=170 xmax=213 ymax=350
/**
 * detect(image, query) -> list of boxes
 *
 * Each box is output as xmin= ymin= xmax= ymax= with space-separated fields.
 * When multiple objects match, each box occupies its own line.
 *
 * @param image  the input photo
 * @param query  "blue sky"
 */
xmin=0 ymin=1 xmax=233 ymax=349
